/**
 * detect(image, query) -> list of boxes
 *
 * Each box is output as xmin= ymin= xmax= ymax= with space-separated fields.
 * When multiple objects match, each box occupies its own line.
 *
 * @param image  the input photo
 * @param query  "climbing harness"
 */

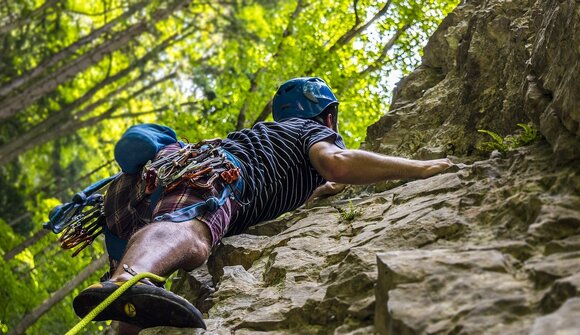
xmin=65 ymin=268 xmax=166 ymax=335
xmin=144 ymin=140 xmax=242 ymax=223
xmin=44 ymin=136 xmax=242 ymax=257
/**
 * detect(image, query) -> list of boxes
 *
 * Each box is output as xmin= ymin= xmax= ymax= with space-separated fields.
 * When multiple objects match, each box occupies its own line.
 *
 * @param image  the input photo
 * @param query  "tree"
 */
xmin=7 ymin=254 xmax=108 ymax=335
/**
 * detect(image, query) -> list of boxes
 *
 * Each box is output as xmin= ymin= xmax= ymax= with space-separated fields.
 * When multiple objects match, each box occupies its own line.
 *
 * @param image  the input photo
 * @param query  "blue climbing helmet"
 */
xmin=272 ymin=77 xmax=339 ymax=122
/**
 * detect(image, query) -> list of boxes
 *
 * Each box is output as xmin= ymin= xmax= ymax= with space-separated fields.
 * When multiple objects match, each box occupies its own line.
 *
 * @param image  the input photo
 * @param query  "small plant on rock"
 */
xmin=478 ymin=122 xmax=541 ymax=154
xmin=337 ymin=201 xmax=362 ymax=222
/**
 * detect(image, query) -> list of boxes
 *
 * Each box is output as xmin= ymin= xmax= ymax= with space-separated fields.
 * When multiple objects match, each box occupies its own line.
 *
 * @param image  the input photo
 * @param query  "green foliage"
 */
xmin=0 ymin=173 xmax=33 ymax=235
xmin=0 ymin=219 xmax=22 ymax=254
xmin=478 ymin=123 xmax=542 ymax=154
xmin=337 ymin=201 xmax=362 ymax=222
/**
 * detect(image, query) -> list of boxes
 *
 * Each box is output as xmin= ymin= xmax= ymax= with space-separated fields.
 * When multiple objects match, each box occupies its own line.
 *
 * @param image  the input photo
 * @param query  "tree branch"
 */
xmin=0 ymin=0 xmax=59 ymax=35
xmin=207 ymin=1 xmax=261 ymax=42
xmin=326 ymin=0 xmax=392 ymax=55
xmin=247 ymin=0 xmax=305 ymax=127
xmin=50 ymin=73 xmax=177 ymax=143
xmin=63 ymin=4 xmax=129 ymax=17
xmin=110 ymin=100 xmax=202 ymax=120
xmin=0 ymin=27 xmax=202 ymax=167
xmin=0 ymin=0 xmax=189 ymax=120
xmin=304 ymin=0 xmax=395 ymax=75
xmin=8 ymin=254 xmax=108 ymax=335
xmin=3 ymin=230 xmax=49 ymax=262
xmin=0 ymin=0 xmax=149 ymax=98
xmin=353 ymin=0 xmax=361 ymax=26
xmin=358 ymin=24 xmax=409 ymax=77
xmin=252 ymin=1 xmax=393 ymax=125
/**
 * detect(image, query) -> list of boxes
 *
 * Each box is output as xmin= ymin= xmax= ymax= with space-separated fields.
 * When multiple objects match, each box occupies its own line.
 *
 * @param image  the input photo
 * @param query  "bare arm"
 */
xmin=309 ymin=140 xmax=453 ymax=184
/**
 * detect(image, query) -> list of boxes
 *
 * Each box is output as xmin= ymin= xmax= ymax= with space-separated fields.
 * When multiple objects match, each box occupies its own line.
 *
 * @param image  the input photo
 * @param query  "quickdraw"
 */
xmin=221 ymin=168 xmax=240 ymax=184
xmin=142 ymin=140 xmax=240 ymax=194
xmin=59 ymin=212 xmax=104 ymax=257
xmin=43 ymin=174 xmax=119 ymax=257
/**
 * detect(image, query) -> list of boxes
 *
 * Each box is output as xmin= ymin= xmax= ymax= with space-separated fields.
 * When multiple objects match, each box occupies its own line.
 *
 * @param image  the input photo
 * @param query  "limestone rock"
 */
xmin=141 ymin=144 xmax=580 ymax=335
xmin=375 ymin=249 xmax=536 ymax=335
xmin=362 ymin=0 xmax=580 ymax=164
xmin=525 ymin=251 xmax=580 ymax=288
xmin=530 ymin=298 xmax=580 ymax=335
xmin=206 ymin=233 xmax=269 ymax=280
xmin=540 ymin=272 xmax=580 ymax=313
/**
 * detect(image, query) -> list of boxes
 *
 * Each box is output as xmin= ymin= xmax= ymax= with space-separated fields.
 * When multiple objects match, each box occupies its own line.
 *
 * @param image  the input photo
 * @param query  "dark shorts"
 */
xmin=103 ymin=144 xmax=237 ymax=248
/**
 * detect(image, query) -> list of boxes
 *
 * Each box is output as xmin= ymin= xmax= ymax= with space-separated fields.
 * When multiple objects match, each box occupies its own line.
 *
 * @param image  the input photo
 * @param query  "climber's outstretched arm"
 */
xmin=309 ymin=140 xmax=453 ymax=185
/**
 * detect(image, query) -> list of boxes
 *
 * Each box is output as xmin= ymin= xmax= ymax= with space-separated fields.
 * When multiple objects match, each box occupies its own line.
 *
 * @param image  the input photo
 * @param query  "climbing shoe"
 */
xmin=73 ymin=281 xmax=206 ymax=329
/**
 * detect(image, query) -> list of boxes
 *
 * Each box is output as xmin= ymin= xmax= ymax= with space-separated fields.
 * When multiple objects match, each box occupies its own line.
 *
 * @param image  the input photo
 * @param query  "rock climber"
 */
xmin=72 ymin=77 xmax=453 ymax=334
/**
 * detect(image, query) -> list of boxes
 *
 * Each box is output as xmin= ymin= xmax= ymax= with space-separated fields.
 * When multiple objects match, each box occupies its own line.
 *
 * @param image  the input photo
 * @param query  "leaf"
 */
xmin=478 ymin=129 xmax=504 ymax=144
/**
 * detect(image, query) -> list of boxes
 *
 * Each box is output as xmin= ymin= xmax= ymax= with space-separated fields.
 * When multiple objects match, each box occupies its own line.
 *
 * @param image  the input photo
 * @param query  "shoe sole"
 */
xmin=73 ymin=283 xmax=206 ymax=329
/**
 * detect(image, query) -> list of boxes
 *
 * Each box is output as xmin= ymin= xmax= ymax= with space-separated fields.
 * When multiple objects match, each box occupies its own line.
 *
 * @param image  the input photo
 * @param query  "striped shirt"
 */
xmin=222 ymin=118 xmax=346 ymax=236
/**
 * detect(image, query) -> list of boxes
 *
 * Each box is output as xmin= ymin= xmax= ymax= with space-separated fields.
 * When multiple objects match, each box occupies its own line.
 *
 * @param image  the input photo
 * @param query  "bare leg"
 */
xmin=110 ymin=219 xmax=212 ymax=335
xmin=109 ymin=218 xmax=212 ymax=282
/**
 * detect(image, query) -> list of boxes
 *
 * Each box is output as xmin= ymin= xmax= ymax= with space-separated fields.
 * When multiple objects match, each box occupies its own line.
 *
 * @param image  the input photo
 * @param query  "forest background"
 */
xmin=0 ymin=0 xmax=458 ymax=334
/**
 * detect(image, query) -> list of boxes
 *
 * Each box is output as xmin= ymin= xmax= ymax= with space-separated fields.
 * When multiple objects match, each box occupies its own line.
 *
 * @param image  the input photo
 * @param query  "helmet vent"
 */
xmin=284 ymin=84 xmax=297 ymax=92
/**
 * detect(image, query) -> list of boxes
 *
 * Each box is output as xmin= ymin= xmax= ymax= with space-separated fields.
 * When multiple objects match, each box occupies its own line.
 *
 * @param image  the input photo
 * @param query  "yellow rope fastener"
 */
xmin=66 ymin=272 xmax=166 ymax=335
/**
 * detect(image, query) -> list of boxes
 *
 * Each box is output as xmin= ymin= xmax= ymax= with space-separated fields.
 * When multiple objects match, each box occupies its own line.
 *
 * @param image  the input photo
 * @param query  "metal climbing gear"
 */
xmin=142 ymin=139 xmax=239 ymax=194
xmin=142 ymin=139 xmax=242 ymax=223
xmin=43 ymin=174 xmax=120 ymax=257
xmin=44 ymin=135 xmax=242 ymax=257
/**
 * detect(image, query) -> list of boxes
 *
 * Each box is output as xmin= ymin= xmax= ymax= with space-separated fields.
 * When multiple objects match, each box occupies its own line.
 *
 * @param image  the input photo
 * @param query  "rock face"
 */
xmin=363 ymin=0 xmax=579 ymax=164
xmin=142 ymin=0 xmax=580 ymax=334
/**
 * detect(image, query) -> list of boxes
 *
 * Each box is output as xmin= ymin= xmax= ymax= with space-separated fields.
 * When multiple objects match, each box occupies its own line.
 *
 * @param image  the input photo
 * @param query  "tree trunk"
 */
xmin=0 ymin=0 xmax=188 ymax=120
xmin=0 ymin=0 xmax=148 ymax=97
xmin=3 ymin=230 xmax=49 ymax=262
xmin=0 ymin=0 xmax=59 ymax=35
xmin=238 ymin=0 xmax=303 ymax=129
xmin=7 ymin=254 xmax=108 ymax=335
xmin=0 ymin=24 xmax=197 ymax=167
xmin=357 ymin=25 xmax=409 ymax=77
xmin=0 ymin=29 xmax=194 ymax=166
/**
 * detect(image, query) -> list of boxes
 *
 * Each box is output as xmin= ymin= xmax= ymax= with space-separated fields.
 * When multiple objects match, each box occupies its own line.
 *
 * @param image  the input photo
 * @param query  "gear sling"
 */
xmin=44 ymin=124 xmax=242 ymax=259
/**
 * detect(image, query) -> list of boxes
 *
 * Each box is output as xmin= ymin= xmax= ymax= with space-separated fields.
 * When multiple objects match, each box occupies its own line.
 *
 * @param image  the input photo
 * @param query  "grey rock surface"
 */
xmin=363 ymin=0 xmax=579 ymax=165
xmin=530 ymin=298 xmax=580 ymax=335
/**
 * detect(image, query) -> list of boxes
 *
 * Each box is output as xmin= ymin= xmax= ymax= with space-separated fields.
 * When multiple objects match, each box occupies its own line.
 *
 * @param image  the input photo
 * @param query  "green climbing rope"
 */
xmin=66 ymin=272 xmax=166 ymax=335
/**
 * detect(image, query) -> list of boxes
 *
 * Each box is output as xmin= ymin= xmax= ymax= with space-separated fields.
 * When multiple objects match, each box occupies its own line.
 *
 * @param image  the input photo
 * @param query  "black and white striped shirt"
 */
xmin=222 ymin=118 xmax=346 ymax=235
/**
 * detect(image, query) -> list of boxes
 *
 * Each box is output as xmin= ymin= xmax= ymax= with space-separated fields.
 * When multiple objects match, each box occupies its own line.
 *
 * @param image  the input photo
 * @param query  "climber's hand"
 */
xmin=421 ymin=158 xmax=454 ymax=179
xmin=306 ymin=182 xmax=347 ymax=204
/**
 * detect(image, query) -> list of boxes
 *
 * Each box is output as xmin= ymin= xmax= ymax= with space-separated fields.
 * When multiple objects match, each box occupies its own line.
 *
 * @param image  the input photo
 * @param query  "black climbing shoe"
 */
xmin=73 ymin=281 xmax=206 ymax=329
